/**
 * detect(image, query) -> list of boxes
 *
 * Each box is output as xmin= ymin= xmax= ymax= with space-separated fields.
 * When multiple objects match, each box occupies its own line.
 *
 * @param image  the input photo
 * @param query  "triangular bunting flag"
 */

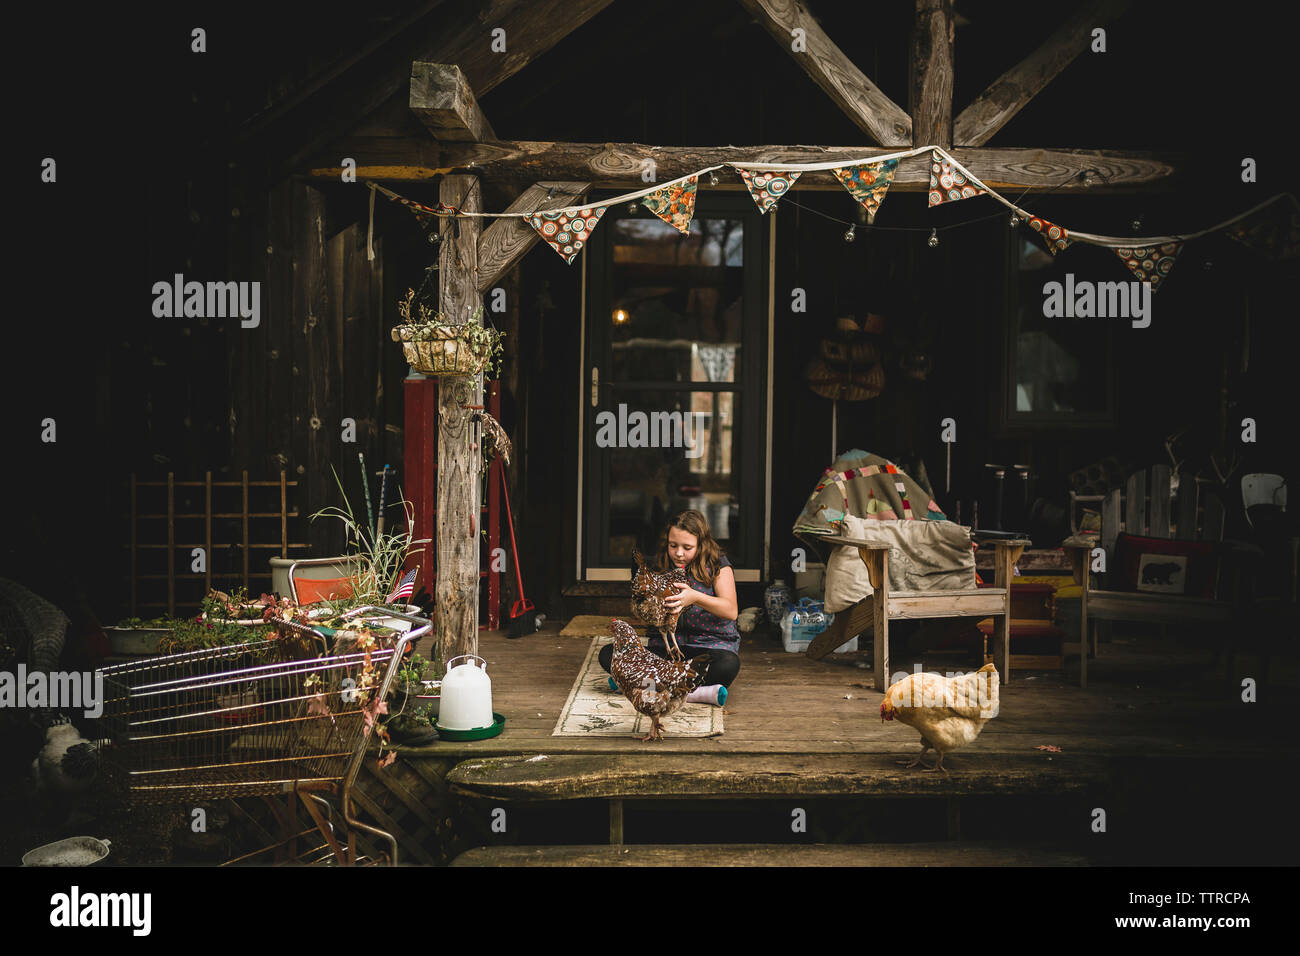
xmin=1026 ymin=215 xmax=1071 ymax=255
xmin=831 ymin=159 xmax=899 ymax=224
xmin=1115 ymin=242 xmax=1182 ymax=292
xmin=527 ymin=205 xmax=608 ymax=264
xmin=1225 ymin=200 xmax=1300 ymax=260
xmin=738 ymin=169 xmax=802 ymax=213
xmin=928 ymin=150 xmax=986 ymax=207
xmin=641 ymin=176 xmax=698 ymax=234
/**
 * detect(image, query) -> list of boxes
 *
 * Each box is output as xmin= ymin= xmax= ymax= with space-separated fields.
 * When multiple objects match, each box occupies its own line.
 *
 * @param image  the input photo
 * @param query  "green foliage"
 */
xmin=395 ymin=294 xmax=504 ymax=380
xmin=311 ymin=465 xmax=429 ymax=606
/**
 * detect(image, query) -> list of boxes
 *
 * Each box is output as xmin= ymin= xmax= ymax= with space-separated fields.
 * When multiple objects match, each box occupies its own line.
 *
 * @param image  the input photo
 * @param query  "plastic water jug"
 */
xmin=438 ymin=655 xmax=493 ymax=730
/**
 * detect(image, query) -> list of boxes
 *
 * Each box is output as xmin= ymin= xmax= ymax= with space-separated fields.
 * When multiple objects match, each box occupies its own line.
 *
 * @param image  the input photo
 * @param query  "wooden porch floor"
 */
xmin=404 ymin=622 xmax=1295 ymax=763
xmin=384 ymin=622 xmax=1296 ymax=864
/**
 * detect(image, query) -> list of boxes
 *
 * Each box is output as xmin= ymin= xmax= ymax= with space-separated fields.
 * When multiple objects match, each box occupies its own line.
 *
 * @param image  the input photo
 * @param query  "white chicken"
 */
xmin=879 ymin=663 xmax=1000 ymax=772
xmin=29 ymin=715 xmax=107 ymax=804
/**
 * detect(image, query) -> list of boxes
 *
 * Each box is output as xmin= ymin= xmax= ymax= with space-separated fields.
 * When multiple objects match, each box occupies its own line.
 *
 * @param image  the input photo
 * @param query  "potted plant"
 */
xmin=390 ymin=291 xmax=503 ymax=378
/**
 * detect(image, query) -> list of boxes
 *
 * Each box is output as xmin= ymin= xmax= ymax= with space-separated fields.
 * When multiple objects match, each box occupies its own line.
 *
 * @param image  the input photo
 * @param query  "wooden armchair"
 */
xmin=809 ymin=534 xmax=1029 ymax=690
xmin=1062 ymin=464 xmax=1236 ymax=688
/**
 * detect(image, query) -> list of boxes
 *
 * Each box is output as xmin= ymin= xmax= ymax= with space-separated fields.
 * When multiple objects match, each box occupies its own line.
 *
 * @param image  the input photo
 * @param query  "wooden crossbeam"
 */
xmin=409 ymin=62 xmax=495 ymax=143
xmin=310 ymin=140 xmax=1178 ymax=191
xmin=477 ymin=182 xmax=591 ymax=291
xmin=954 ymin=0 xmax=1133 ymax=147
xmin=735 ymin=0 xmax=911 ymax=146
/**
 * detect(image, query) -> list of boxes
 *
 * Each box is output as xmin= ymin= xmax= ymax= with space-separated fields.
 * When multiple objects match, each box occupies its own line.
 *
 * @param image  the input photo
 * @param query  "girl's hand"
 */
xmin=664 ymin=583 xmax=698 ymax=611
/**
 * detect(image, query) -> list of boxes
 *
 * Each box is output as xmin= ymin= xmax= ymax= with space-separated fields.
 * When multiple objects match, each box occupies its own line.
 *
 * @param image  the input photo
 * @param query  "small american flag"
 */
xmin=386 ymin=568 xmax=418 ymax=603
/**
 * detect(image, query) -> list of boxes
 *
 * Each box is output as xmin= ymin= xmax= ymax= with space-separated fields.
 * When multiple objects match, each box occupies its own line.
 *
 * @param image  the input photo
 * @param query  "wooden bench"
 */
xmin=1062 ymin=465 xmax=1235 ymax=688
xmin=806 ymin=534 xmax=1030 ymax=689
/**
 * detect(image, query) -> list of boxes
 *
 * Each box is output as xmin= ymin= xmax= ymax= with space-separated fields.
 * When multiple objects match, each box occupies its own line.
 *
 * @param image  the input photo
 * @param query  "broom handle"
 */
xmin=498 ymin=457 xmax=527 ymax=599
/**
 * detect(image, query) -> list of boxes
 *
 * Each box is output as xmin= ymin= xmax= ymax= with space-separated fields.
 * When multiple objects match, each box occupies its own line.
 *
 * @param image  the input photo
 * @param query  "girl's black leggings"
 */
xmin=598 ymin=641 xmax=741 ymax=688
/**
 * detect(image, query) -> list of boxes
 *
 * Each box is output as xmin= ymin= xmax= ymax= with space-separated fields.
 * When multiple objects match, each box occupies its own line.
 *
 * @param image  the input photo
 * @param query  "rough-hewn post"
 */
xmin=436 ymin=174 xmax=483 ymax=663
xmin=910 ymin=0 xmax=955 ymax=150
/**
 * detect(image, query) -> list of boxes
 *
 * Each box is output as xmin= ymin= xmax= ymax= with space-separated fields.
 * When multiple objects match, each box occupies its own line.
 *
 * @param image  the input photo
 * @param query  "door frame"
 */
xmin=576 ymin=192 xmax=772 ymax=582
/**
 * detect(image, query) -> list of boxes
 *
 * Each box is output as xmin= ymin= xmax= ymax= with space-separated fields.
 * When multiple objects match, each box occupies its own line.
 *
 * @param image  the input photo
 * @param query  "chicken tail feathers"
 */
xmin=687 ymin=652 xmax=712 ymax=687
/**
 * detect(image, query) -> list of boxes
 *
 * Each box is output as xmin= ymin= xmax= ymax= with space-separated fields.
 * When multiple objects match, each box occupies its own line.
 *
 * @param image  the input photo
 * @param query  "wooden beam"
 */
xmin=909 ymin=0 xmax=955 ymax=149
xmin=409 ymin=62 xmax=495 ymax=144
xmin=735 ymin=0 xmax=911 ymax=147
xmin=436 ymin=174 xmax=484 ymax=663
xmin=236 ymin=0 xmax=613 ymax=182
xmin=954 ymin=0 xmax=1133 ymax=147
xmin=476 ymin=181 xmax=590 ymax=292
xmin=309 ymin=140 xmax=1179 ymax=191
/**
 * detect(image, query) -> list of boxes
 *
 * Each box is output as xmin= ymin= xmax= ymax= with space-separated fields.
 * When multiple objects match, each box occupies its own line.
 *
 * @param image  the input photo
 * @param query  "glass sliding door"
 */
xmin=583 ymin=195 xmax=768 ymax=577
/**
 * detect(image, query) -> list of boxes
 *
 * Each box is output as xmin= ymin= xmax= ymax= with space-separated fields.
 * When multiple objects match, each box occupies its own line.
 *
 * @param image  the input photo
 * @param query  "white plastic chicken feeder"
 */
xmin=437 ymin=655 xmax=494 ymax=731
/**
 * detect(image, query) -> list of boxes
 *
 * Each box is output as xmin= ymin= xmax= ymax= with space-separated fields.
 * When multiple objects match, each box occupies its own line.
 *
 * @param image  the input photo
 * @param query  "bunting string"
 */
xmin=366 ymin=146 xmax=1299 ymax=288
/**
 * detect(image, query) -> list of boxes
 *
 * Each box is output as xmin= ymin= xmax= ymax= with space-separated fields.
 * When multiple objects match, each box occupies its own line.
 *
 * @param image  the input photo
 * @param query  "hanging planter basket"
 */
xmin=391 ymin=324 xmax=500 ymax=376
xmin=391 ymin=291 xmax=503 ymax=378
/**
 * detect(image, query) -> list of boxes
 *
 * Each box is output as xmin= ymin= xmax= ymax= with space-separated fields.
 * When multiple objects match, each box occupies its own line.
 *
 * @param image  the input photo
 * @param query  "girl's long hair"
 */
xmin=656 ymin=509 xmax=725 ymax=585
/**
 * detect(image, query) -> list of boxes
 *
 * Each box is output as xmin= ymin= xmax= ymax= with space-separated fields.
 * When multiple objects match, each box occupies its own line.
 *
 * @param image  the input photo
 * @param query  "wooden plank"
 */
xmin=953 ymin=0 xmax=1133 ymax=147
xmin=451 ymin=841 xmax=1092 ymax=867
xmin=910 ymin=0 xmax=955 ymax=149
xmin=1150 ymin=464 xmax=1171 ymax=539
xmin=409 ymin=63 xmax=495 ymax=144
xmin=267 ymin=180 xmax=296 ymax=489
xmin=1175 ymin=469 xmax=1197 ymax=540
xmin=436 ymin=174 xmax=484 ymax=662
xmin=476 ymin=182 xmax=590 ymax=293
xmin=308 ymin=142 xmax=1180 ymax=191
xmin=1126 ymin=471 xmax=1146 ymax=537
xmin=735 ymin=0 xmax=911 ymax=146
xmin=888 ymin=592 xmax=1008 ymax=619
xmin=1085 ymin=590 xmax=1233 ymax=624
xmin=291 ymin=183 xmax=327 ymax=552
xmin=446 ymin=752 xmax=1114 ymax=801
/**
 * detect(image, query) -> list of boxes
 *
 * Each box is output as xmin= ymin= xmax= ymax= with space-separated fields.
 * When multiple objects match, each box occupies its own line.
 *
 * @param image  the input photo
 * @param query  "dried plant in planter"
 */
xmin=311 ymin=466 xmax=430 ymax=607
xmin=391 ymin=290 xmax=503 ymax=378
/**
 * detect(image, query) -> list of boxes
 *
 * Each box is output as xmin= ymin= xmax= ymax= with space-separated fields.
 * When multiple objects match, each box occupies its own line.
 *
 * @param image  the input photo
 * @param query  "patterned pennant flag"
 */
xmin=641 ymin=176 xmax=698 ymax=234
xmin=1025 ymin=215 xmax=1071 ymax=255
xmin=1225 ymin=200 xmax=1300 ymax=260
xmin=1115 ymin=242 xmax=1182 ymax=292
xmin=527 ymin=205 xmax=608 ymax=264
xmin=738 ymin=169 xmax=802 ymax=213
xmin=832 ymin=159 xmax=899 ymax=224
xmin=928 ymin=150 xmax=986 ymax=207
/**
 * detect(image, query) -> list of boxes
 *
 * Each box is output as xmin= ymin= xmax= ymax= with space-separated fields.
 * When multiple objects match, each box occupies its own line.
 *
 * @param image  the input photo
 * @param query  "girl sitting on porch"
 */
xmin=600 ymin=509 xmax=741 ymax=706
